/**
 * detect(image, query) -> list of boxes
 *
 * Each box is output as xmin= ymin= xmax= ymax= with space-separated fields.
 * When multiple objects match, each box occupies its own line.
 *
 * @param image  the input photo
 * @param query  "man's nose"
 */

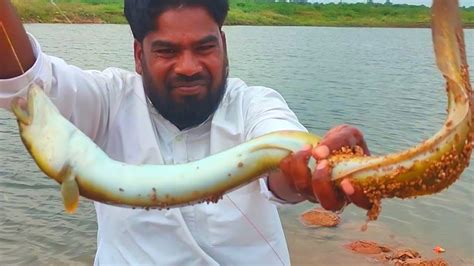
xmin=175 ymin=51 xmax=203 ymax=77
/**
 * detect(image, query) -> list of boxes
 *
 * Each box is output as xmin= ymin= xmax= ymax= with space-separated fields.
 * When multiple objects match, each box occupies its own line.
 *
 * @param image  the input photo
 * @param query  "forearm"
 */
xmin=267 ymin=170 xmax=306 ymax=204
xmin=0 ymin=0 xmax=35 ymax=78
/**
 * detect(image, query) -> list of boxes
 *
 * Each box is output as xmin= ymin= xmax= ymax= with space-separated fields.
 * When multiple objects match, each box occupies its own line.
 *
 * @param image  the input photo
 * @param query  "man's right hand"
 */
xmin=0 ymin=0 xmax=35 ymax=79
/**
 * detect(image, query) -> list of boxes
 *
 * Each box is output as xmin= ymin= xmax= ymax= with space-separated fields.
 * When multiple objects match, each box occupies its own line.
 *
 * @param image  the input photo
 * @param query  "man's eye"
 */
xmin=198 ymin=45 xmax=215 ymax=52
xmin=155 ymin=49 xmax=176 ymax=56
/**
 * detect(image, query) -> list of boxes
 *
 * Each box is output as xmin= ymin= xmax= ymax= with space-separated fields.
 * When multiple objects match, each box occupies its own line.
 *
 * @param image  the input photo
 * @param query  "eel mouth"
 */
xmin=11 ymin=84 xmax=43 ymax=127
xmin=11 ymin=96 xmax=32 ymax=126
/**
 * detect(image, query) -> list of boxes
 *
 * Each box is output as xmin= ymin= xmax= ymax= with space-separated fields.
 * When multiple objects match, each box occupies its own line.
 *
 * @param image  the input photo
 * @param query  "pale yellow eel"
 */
xmin=11 ymin=0 xmax=472 ymax=220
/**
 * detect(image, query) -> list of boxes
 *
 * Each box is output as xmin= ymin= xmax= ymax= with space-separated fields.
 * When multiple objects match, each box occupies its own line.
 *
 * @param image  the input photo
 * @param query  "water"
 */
xmin=0 ymin=24 xmax=473 ymax=265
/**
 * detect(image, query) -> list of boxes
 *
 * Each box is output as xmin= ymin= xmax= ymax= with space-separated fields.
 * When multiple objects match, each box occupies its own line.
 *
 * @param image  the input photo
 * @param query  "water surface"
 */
xmin=0 ymin=24 xmax=473 ymax=265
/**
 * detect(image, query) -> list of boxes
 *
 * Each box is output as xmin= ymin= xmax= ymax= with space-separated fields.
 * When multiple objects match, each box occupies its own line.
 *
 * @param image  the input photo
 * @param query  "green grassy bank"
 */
xmin=12 ymin=0 xmax=474 ymax=28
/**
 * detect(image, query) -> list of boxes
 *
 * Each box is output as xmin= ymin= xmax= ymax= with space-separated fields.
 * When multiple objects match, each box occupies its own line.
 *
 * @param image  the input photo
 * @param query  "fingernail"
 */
xmin=316 ymin=159 xmax=328 ymax=170
xmin=341 ymin=179 xmax=355 ymax=195
xmin=313 ymin=145 xmax=330 ymax=159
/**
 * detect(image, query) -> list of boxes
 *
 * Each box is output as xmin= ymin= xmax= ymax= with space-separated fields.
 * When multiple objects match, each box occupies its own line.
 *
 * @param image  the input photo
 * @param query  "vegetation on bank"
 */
xmin=11 ymin=0 xmax=474 ymax=28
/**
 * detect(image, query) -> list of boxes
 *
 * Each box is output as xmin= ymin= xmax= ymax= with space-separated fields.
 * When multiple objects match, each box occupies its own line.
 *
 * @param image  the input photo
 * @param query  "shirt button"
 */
xmin=175 ymin=135 xmax=183 ymax=142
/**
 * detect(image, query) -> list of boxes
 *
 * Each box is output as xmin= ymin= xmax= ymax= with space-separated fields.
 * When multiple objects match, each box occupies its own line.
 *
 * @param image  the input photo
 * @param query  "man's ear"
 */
xmin=220 ymin=31 xmax=229 ymax=75
xmin=134 ymin=40 xmax=143 ymax=75
xmin=220 ymin=30 xmax=228 ymax=55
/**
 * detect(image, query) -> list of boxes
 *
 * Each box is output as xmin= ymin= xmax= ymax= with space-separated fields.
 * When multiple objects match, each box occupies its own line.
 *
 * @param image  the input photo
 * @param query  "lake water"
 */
xmin=0 ymin=24 xmax=473 ymax=265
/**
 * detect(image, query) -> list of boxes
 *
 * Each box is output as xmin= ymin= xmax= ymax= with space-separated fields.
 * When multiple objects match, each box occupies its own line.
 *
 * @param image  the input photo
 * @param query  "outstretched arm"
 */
xmin=0 ymin=0 xmax=35 ymax=78
xmin=0 ymin=1 xmax=130 ymax=143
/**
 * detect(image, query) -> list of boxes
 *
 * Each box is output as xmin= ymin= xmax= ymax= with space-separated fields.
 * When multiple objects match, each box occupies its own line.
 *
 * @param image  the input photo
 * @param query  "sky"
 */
xmin=308 ymin=0 xmax=473 ymax=7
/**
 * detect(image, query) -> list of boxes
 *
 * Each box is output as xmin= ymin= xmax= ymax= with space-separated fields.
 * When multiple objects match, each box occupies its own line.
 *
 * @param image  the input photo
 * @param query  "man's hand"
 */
xmin=0 ymin=0 xmax=35 ymax=78
xmin=279 ymin=125 xmax=372 ymax=211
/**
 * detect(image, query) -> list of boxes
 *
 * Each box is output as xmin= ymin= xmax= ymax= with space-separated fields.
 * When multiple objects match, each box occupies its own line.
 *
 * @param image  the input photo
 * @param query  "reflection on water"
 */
xmin=0 ymin=24 xmax=473 ymax=265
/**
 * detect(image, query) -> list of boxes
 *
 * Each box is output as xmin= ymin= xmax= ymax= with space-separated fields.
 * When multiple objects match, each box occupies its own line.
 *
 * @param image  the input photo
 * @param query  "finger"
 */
xmin=350 ymin=128 xmax=371 ymax=156
xmin=341 ymin=179 xmax=372 ymax=210
xmin=321 ymin=127 xmax=371 ymax=156
xmin=319 ymin=131 xmax=356 ymax=152
xmin=279 ymin=150 xmax=317 ymax=202
xmin=279 ymin=155 xmax=293 ymax=178
xmin=290 ymin=149 xmax=315 ymax=199
xmin=312 ymin=160 xmax=346 ymax=211
xmin=358 ymin=140 xmax=371 ymax=156
xmin=340 ymin=179 xmax=355 ymax=195
xmin=347 ymin=187 xmax=372 ymax=210
xmin=312 ymin=145 xmax=330 ymax=160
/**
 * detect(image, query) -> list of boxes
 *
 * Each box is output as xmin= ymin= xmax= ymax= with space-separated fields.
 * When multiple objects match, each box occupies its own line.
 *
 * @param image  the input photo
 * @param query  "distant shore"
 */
xmin=11 ymin=0 xmax=474 ymax=28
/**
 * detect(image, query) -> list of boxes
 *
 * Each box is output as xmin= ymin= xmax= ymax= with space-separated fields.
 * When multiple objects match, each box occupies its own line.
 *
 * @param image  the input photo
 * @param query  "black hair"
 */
xmin=124 ymin=0 xmax=229 ymax=43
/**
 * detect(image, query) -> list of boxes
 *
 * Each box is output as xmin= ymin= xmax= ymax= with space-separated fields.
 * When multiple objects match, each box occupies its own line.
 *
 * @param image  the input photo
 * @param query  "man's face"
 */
xmin=134 ymin=6 xmax=228 ymax=130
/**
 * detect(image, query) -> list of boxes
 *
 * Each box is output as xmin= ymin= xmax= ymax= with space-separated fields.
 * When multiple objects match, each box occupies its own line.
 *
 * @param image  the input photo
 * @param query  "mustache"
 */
xmin=170 ymin=74 xmax=209 ymax=88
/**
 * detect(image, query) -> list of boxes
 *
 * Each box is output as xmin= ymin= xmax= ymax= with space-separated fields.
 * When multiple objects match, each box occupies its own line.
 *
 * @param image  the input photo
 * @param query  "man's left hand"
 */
xmin=279 ymin=124 xmax=373 ymax=211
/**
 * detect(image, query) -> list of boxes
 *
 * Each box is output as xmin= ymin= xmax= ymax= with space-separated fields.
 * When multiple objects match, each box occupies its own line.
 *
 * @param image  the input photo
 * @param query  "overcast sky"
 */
xmin=308 ymin=0 xmax=473 ymax=6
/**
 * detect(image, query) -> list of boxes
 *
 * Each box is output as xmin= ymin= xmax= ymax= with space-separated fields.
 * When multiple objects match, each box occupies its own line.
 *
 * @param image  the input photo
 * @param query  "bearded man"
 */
xmin=0 ymin=1 xmax=370 ymax=264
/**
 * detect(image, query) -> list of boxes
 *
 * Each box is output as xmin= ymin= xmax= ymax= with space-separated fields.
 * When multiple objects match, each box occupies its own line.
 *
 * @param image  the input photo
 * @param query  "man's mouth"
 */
xmin=172 ymin=80 xmax=207 ymax=96
xmin=173 ymin=85 xmax=205 ymax=96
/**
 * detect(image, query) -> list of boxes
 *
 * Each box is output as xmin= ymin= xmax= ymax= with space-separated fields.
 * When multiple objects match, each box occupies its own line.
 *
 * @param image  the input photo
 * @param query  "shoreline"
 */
xmin=21 ymin=22 xmax=474 ymax=29
xmin=12 ymin=1 xmax=474 ymax=29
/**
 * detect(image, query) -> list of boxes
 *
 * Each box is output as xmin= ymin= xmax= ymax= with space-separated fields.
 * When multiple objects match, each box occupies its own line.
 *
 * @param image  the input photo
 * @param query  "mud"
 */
xmin=345 ymin=240 xmax=449 ymax=266
xmin=299 ymin=208 xmax=340 ymax=227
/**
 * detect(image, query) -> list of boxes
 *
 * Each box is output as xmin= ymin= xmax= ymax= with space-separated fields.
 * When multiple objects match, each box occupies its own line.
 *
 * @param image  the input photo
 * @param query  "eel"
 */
xmin=10 ymin=0 xmax=472 ymax=220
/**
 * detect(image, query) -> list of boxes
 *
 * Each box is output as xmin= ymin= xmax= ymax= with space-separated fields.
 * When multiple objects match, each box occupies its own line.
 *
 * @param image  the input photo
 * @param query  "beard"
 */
xmin=142 ymin=63 xmax=228 ymax=130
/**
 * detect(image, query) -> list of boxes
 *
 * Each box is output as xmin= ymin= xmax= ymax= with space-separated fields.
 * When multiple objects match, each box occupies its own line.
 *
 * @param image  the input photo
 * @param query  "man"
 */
xmin=0 ymin=0 xmax=370 ymax=264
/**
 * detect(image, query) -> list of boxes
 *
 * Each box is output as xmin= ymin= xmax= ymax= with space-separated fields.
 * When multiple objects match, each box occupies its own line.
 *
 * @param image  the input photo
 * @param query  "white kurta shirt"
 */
xmin=0 ymin=35 xmax=307 ymax=265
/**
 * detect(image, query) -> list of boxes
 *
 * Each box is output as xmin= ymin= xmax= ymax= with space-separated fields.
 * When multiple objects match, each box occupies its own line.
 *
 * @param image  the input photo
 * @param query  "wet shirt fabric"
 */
xmin=0 ymin=35 xmax=307 ymax=265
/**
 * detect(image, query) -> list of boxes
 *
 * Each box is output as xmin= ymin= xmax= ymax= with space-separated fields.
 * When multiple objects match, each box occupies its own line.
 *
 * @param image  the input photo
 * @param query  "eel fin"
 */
xmin=59 ymin=165 xmax=79 ymax=214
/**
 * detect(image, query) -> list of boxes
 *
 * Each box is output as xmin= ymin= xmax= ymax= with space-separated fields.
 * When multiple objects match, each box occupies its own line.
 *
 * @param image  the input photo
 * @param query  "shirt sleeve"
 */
xmin=0 ymin=33 xmax=130 ymax=145
xmin=244 ymin=86 xmax=307 ymax=141
xmin=243 ymin=86 xmax=308 ymax=206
